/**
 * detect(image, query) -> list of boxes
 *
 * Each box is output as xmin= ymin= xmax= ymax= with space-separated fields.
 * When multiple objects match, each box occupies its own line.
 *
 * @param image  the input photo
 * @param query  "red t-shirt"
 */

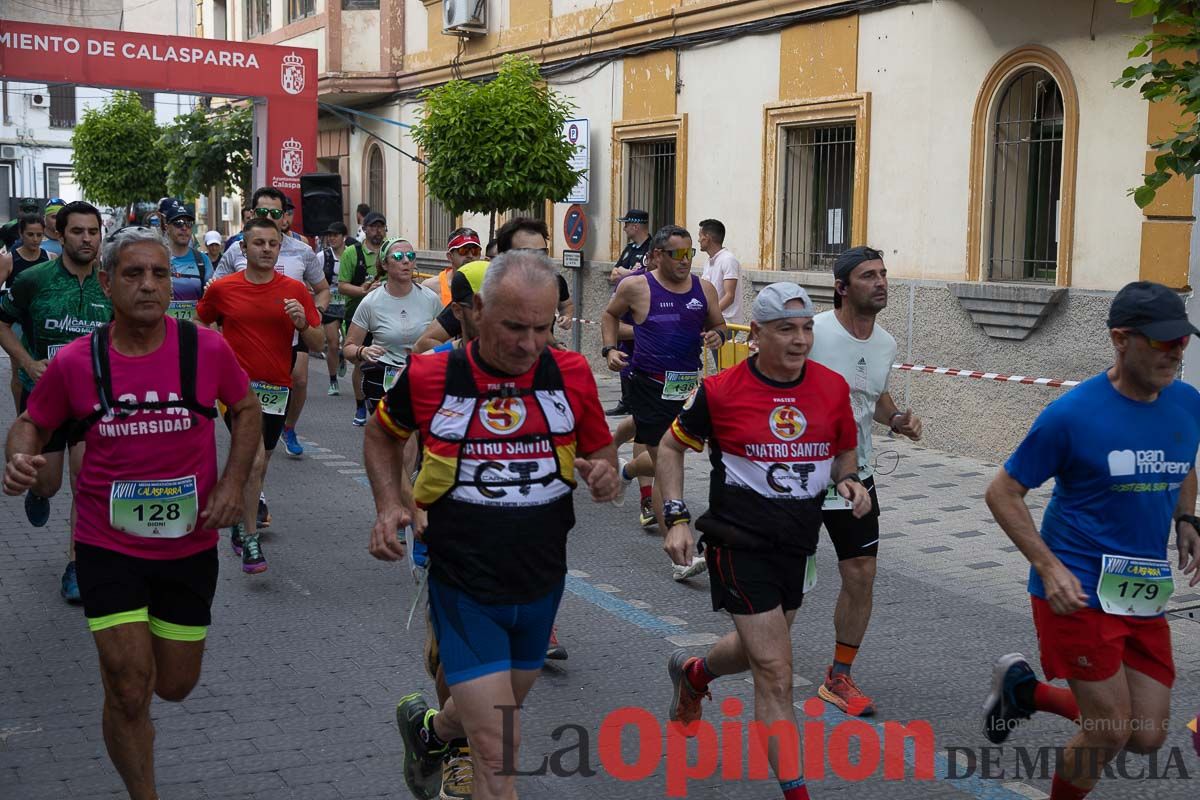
xmin=196 ymin=271 xmax=320 ymax=387
xmin=25 ymin=317 xmax=250 ymax=559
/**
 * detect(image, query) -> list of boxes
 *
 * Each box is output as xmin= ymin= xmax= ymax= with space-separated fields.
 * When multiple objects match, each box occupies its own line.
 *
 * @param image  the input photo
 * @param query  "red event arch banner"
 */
xmin=0 ymin=21 xmax=319 ymax=232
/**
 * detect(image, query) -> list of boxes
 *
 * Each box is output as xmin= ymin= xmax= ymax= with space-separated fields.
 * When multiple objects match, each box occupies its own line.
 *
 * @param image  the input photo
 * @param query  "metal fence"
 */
xmin=987 ymin=68 xmax=1063 ymax=283
xmin=626 ymin=139 xmax=676 ymax=233
xmin=778 ymin=123 xmax=856 ymax=271
xmin=425 ymin=192 xmax=455 ymax=251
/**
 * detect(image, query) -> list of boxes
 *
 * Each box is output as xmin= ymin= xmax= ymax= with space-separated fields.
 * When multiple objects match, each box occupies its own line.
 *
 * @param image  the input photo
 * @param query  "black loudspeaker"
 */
xmin=299 ymin=173 xmax=344 ymax=236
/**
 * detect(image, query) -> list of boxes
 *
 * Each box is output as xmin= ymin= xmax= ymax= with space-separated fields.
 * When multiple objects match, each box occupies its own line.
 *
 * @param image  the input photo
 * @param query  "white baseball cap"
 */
xmin=203 ymin=230 xmax=223 ymax=246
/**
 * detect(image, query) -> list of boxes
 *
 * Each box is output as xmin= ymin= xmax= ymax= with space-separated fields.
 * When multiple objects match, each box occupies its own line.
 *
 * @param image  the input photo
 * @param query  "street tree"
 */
xmin=159 ymin=104 xmax=253 ymax=202
xmin=1116 ymin=0 xmax=1200 ymax=207
xmin=412 ymin=54 xmax=584 ymax=239
xmin=71 ymin=91 xmax=166 ymax=208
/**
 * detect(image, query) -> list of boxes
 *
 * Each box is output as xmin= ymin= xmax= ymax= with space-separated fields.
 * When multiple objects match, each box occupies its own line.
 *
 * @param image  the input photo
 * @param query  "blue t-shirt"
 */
xmin=169 ymin=250 xmax=213 ymax=302
xmin=1006 ymin=372 xmax=1200 ymax=609
xmin=41 ymin=237 xmax=63 ymax=256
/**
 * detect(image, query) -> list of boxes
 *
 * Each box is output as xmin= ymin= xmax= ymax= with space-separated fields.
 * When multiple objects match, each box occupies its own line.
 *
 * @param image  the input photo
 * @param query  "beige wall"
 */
xmin=282 ymin=29 xmax=326 ymax=73
xmin=859 ymin=0 xmax=1148 ymax=290
xmin=678 ymin=32 xmax=779 ymax=268
xmin=406 ymin=0 xmax=429 ymax=53
xmin=343 ymin=11 xmax=382 ymax=72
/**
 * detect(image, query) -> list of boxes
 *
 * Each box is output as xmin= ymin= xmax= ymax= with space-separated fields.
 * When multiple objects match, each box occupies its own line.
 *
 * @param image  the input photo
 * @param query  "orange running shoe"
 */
xmin=667 ymin=650 xmax=711 ymax=729
xmin=818 ymin=666 xmax=876 ymax=716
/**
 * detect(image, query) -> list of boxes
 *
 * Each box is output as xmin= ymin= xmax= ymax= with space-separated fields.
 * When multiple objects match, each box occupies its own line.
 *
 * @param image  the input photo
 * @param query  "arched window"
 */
xmin=367 ymin=145 xmax=385 ymax=218
xmin=968 ymin=47 xmax=1078 ymax=285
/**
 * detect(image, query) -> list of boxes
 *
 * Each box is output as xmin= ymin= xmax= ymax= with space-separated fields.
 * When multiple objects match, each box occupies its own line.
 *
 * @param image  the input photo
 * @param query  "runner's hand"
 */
xmin=663 ymin=523 xmax=693 ymax=566
xmin=22 ymin=359 xmax=47 ymax=383
xmin=576 ymin=458 xmax=619 ymax=502
xmin=605 ymin=349 xmax=629 ymax=372
xmin=283 ymin=298 xmax=309 ymax=330
xmin=701 ymin=330 xmax=723 ymax=350
xmin=200 ymin=476 xmax=244 ymax=529
xmin=360 ymin=344 xmax=387 ymax=364
xmin=557 ymin=315 xmax=574 ymax=331
xmin=369 ymin=505 xmax=410 ymax=561
xmin=1178 ymin=519 xmax=1200 ymax=587
xmin=413 ymin=508 xmax=428 ymax=540
xmin=892 ymin=409 xmax=922 ymax=441
xmin=839 ymin=479 xmax=872 ymax=519
xmin=2 ymin=453 xmax=45 ymax=495
xmin=1037 ymin=559 xmax=1088 ymax=614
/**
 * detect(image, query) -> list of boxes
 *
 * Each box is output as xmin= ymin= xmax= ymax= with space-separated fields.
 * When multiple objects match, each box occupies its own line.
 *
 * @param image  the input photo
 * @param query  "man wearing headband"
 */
xmin=422 ymin=227 xmax=481 ymax=307
xmin=808 ymin=245 xmax=921 ymax=718
xmin=982 ymin=281 xmax=1200 ymax=800
xmin=41 ymin=198 xmax=66 ymax=257
xmin=658 ymin=282 xmax=869 ymax=800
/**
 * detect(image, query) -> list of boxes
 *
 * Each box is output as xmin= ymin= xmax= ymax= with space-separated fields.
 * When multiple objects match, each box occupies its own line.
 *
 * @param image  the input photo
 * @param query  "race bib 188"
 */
xmin=662 ymin=370 xmax=699 ymax=401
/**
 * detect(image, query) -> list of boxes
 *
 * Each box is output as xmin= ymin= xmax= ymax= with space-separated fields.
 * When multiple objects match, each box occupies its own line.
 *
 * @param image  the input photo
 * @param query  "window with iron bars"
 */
xmin=987 ymin=68 xmax=1064 ymax=283
xmin=49 ymin=84 xmax=75 ymax=129
xmin=367 ymin=146 xmax=385 ymax=219
xmin=625 ymin=139 xmax=676 ymax=234
xmin=426 ymin=192 xmax=455 ymax=251
xmin=288 ymin=0 xmax=316 ymax=22
xmin=245 ymin=0 xmax=271 ymax=37
xmin=778 ymin=123 xmax=855 ymax=271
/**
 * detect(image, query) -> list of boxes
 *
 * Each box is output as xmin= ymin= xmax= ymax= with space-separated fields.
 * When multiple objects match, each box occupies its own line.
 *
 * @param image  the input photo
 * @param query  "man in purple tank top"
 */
xmin=603 ymin=224 xmax=727 ymax=580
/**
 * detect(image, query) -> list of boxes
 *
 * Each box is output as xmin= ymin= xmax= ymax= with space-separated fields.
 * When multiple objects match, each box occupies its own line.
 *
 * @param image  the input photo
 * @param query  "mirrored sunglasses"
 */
xmin=387 ymin=251 xmax=418 ymax=262
xmin=254 ymin=207 xmax=284 ymax=220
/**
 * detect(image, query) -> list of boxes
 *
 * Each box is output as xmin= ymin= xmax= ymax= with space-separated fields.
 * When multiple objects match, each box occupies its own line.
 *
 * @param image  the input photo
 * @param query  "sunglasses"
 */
xmin=387 ymin=251 xmax=418 ymax=262
xmin=658 ymin=247 xmax=696 ymax=261
xmin=1141 ymin=332 xmax=1190 ymax=352
xmin=453 ymin=245 xmax=482 ymax=258
xmin=170 ymin=219 xmax=194 ymax=229
xmin=254 ymin=207 xmax=285 ymax=220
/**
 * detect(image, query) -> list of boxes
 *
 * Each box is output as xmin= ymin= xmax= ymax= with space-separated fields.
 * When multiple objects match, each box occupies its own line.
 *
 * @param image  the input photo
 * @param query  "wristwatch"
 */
xmin=1176 ymin=514 xmax=1200 ymax=533
xmin=601 ymin=345 xmax=617 ymax=358
xmin=662 ymin=499 xmax=691 ymax=528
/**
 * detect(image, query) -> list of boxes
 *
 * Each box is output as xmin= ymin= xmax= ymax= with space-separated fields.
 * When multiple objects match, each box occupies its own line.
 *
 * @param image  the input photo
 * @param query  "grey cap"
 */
xmin=752 ymin=283 xmax=815 ymax=323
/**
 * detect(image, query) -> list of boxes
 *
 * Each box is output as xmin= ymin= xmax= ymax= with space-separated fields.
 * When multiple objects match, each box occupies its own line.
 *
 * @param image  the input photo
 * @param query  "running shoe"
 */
xmin=545 ymin=626 xmax=568 ymax=660
xmin=667 ymin=649 xmax=710 ymax=728
xmin=256 ymin=499 xmax=271 ymax=530
xmin=639 ymin=496 xmax=656 ymax=529
xmin=818 ymin=666 xmax=876 ymax=717
xmin=60 ymin=561 xmax=81 ymax=604
xmin=605 ymin=401 xmax=629 ymax=417
xmin=230 ymin=524 xmax=244 ymax=556
xmin=241 ymin=535 xmax=268 ymax=575
xmin=396 ymin=693 xmax=446 ymax=800
xmin=353 ymin=404 xmax=367 ymax=426
xmin=672 ymin=555 xmax=707 ymax=582
xmin=982 ymin=653 xmax=1036 ymax=744
xmin=338 ymin=356 xmax=347 ymax=378
xmin=327 ymin=379 xmax=340 ymax=396
xmin=440 ymin=741 xmax=473 ymax=800
xmin=613 ymin=457 xmax=632 ymax=507
xmin=283 ymin=427 xmax=304 ymax=458
xmin=24 ymin=491 xmax=50 ymax=527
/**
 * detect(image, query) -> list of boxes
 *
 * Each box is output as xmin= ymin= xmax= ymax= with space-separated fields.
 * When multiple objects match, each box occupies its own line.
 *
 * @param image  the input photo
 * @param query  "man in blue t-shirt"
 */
xmin=981 ymin=281 xmax=1200 ymax=800
xmin=159 ymin=199 xmax=212 ymax=317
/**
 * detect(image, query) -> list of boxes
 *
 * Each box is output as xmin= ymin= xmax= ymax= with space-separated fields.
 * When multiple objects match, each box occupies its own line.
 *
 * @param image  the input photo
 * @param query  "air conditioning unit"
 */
xmin=0 ymin=145 xmax=18 ymax=160
xmin=29 ymin=93 xmax=50 ymax=108
xmin=443 ymin=0 xmax=486 ymax=36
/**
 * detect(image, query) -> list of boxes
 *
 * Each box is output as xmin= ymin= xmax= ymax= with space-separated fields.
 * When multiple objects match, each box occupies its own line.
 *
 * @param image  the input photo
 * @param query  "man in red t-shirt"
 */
xmin=656 ymin=283 xmax=869 ymax=800
xmin=197 ymin=218 xmax=322 ymax=574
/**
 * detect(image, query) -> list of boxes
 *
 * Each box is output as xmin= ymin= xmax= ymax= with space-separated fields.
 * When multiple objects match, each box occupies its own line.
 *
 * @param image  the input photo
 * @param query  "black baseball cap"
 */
xmin=618 ymin=208 xmax=649 ymax=224
xmin=1107 ymin=281 xmax=1200 ymax=341
xmin=17 ymin=197 xmax=39 ymax=212
xmin=831 ymin=246 xmax=885 ymax=308
xmin=362 ymin=211 xmax=387 ymax=227
xmin=158 ymin=198 xmax=193 ymax=223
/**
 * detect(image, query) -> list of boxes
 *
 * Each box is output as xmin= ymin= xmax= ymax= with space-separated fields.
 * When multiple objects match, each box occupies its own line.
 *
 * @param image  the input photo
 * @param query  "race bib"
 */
xmin=662 ymin=370 xmax=700 ymax=401
xmin=109 ymin=476 xmax=198 ymax=538
xmin=1097 ymin=555 xmax=1174 ymax=617
xmin=167 ymin=300 xmax=197 ymax=321
xmin=803 ymin=554 xmax=817 ymax=594
xmin=327 ymin=287 xmax=345 ymax=317
xmin=46 ymin=343 xmax=65 ymax=360
xmin=384 ymin=365 xmax=401 ymax=393
xmin=822 ymin=483 xmax=853 ymax=511
xmin=251 ymin=380 xmax=290 ymax=416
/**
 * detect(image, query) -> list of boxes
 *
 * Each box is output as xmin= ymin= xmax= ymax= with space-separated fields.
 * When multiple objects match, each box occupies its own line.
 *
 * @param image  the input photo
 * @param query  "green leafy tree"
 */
xmin=159 ymin=104 xmax=254 ymax=202
xmin=1116 ymin=0 xmax=1199 ymax=207
xmin=71 ymin=91 xmax=166 ymax=207
xmin=412 ymin=55 xmax=584 ymax=238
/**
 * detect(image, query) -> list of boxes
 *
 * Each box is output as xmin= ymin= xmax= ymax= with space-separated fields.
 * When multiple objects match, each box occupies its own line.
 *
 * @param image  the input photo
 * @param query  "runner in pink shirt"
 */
xmin=2 ymin=226 xmax=260 ymax=800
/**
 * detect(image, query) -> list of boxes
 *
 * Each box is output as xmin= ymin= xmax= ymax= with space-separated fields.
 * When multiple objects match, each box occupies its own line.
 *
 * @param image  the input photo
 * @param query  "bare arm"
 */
xmin=339 ymin=276 xmax=376 ymax=299
xmin=201 ymin=388 xmax=261 ymax=528
xmin=1174 ymin=469 xmax=1200 ymax=587
xmin=364 ymin=415 xmax=415 ymax=561
xmin=0 ymin=320 xmax=42 ymax=383
xmin=574 ymin=442 xmax=619 ymax=503
xmin=699 ymin=280 xmax=729 ymax=349
xmin=874 ymin=391 xmax=922 ymax=440
xmin=719 ymin=277 xmax=737 ymax=312
xmin=0 ymin=253 xmax=11 ymax=287
xmin=414 ymin=318 xmax=451 ymax=354
xmin=309 ymin=277 xmax=331 ymax=312
xmin=3 ymin=413 xmax=51 ymax=495
xmin=658 ymin=432 xmax=693 ymax=566
xmin=986 ymin=468 xmax=1087 ymax=613
xmin=831 ymin=449 xmax=871 ymax=517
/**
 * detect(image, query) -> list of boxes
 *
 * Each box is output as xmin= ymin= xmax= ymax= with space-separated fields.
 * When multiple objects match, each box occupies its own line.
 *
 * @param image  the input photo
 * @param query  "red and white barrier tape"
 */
xmin=892 ymin=363 xmax=1079 ymax=388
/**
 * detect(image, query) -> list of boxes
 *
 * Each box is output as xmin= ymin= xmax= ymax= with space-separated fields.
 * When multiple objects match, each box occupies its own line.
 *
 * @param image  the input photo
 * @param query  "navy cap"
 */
xmin=158 ymin=198 xmax=193 ymax=222
xmin=1107 ymin=281 xmax=1200 ymax=341
xmin=362 ymin=211 xmax=387 ymax=227
xmin=618 ymin=208 xmax=649 ymax=224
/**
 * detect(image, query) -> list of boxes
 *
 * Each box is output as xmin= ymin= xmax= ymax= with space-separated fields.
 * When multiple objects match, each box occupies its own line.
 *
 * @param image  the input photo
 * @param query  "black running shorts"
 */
xmin=629 ymin=371 xmax=686 ymax=446
xmin=822 ymin=476 xmax=881 ymax=560
xmin=704 ymin=545 xmax=809 ymax=615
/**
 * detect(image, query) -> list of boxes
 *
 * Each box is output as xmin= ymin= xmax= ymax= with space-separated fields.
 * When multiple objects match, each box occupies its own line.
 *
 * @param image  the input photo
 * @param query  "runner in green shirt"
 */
xmin=338 ymin=211 xmax=385 ymax=426
xmin=0 ymin=201 xmax=111 ymax=602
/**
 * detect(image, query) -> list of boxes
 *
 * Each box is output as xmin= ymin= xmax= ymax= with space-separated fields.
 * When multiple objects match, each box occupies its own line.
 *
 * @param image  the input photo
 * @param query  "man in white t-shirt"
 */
xmin=698 ymin=219 xmax=741 ymax=322
xmin=807 ymin=245 xmax=923 ymax=719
